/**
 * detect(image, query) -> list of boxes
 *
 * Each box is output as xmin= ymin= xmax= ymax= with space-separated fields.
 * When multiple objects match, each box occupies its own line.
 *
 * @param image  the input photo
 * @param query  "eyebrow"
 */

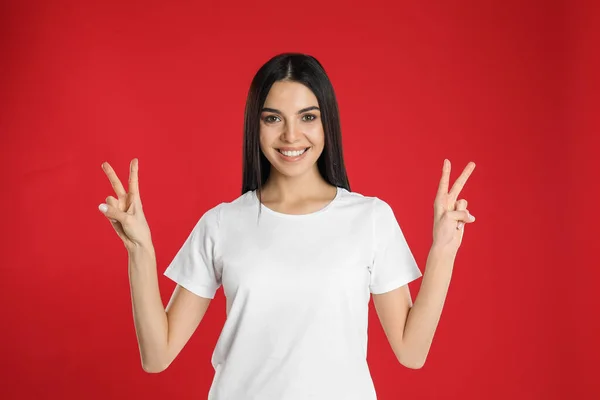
xmin=261 ymin=106 xmax=320 ymax=115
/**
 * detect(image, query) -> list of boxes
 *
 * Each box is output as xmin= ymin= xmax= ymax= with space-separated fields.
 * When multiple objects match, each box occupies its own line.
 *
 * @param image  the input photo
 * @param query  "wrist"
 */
xmin=127 ymin=242 xmax=155 ymax=257
xmin=429 ymin=242 xmax=458 ymax=260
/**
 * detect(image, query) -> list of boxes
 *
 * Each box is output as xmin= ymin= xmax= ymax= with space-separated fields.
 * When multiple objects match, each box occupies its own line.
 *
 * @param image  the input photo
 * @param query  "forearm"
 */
xmin=400 ymin=245 xmax=456 ymax=368
xmin=128 ymin=244 xmax=169 ymax=372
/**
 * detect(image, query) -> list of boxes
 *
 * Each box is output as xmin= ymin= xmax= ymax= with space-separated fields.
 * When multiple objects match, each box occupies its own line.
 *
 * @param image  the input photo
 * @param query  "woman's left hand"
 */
xmin=432 ymin=159 xmax=476 ymax=254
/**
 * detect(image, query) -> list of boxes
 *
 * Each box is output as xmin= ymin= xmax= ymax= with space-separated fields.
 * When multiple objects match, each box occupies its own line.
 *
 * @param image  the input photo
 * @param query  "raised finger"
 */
xmin=449 ymin=161 xmax=475 ymax=201
xmin=128 ymin=158 xmax=139 ymax=195
xmin=437 ymin=159 xmax=451 ymax=197
xmin=102 ymin=162 xmax=127 ymax=198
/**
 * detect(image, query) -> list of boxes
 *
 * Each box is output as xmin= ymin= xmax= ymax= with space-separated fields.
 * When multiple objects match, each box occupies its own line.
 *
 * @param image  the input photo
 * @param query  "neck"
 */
xmin=260 ymin=166 xmax=332 ymax=201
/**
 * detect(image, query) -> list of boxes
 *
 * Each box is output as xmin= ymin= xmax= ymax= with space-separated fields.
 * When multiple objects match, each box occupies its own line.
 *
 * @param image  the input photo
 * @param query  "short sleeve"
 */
xmin=163 ymin=204 xmax=222 ymax=299
xmin=369 ymin=198 xmax=422 ymax=294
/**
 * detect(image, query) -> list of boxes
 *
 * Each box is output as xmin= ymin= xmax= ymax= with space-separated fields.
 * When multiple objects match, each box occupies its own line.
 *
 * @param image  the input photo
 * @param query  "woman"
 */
xmin=98 ymin=53 xmax=476 ymax=399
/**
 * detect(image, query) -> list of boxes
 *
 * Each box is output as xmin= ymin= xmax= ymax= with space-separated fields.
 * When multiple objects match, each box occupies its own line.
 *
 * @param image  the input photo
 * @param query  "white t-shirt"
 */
xmin=164 ymin=187 xmax=422 ymax=400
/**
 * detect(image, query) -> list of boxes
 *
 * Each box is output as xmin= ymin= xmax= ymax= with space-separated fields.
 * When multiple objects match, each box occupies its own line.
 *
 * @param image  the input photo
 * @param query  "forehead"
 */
xmin=263 ymin=81 xmax=318 ymax=110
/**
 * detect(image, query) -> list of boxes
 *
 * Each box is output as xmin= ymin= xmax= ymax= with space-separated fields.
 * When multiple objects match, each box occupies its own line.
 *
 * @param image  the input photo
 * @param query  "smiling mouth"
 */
xmin=277 ymin=147 xmax=310 ymax=157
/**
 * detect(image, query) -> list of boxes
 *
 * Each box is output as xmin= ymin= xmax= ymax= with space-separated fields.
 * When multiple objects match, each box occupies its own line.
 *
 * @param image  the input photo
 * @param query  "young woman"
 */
xmin=99 ymin=53 xmax=476 ymax=399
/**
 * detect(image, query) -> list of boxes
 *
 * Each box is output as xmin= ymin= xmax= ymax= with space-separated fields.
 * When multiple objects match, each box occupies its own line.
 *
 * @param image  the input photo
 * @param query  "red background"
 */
xmin=1 ymin=0 xmax=598 ymax=399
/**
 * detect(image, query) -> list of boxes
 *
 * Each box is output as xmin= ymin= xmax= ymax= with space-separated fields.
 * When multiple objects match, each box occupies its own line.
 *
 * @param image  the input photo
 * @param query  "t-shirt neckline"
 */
xmin=253 ymin=186 xmax=342 ymax=218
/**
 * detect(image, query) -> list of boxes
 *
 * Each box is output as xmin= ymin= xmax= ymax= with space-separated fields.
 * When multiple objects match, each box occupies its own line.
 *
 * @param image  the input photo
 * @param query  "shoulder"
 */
xmin=336 ymin=188 xmax=392 ymax=215
xmin=199 ymin=190 xmax=257 ymax=227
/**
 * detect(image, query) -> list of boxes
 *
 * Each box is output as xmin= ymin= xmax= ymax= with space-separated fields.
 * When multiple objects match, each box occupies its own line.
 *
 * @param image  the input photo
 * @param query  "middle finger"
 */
xmin=449 ymin=162 xmax=475 ymax=201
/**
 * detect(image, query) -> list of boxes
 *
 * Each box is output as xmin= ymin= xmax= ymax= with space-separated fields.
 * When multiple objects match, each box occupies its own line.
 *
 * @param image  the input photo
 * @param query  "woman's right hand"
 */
xmin=99 ymin=158 xmax=153 ymax=252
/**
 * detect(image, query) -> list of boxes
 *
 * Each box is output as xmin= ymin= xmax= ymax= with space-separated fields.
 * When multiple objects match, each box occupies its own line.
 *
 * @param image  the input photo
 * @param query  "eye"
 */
xmin=302 ymin=114 xmax=317 ymax=122
xmin=263 ymin=115 xmax=280 ymax=124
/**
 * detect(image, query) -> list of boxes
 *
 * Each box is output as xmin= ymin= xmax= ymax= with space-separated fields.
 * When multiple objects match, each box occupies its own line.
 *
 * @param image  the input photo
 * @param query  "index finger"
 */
xmin=449 ymin=161 xmax=476 ymax=200
xmin=128 ymin=158 xmax=139 ymax=195
xmin=437 ymin=159 xmax=451 ymax=196
xmin=102 ymin=161 xmax=127 ymax=198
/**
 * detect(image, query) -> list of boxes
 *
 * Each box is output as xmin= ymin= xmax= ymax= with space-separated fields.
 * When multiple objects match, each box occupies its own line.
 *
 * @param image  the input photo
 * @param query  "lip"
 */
xmin=277 ymin=146 xmax=310 ymax=151
xmin=276 ymin=147 xmax=311 ymax=162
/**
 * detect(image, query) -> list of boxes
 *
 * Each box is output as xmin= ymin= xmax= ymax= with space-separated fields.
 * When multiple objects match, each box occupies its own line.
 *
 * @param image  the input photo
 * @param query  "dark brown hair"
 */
xmin=241 ymin=53 xmax=350 ymax=195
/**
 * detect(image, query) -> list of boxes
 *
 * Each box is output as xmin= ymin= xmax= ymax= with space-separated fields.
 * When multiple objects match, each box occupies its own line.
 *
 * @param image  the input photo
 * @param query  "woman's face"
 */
xmin=259 ymin=80 xmax=324 ymax=179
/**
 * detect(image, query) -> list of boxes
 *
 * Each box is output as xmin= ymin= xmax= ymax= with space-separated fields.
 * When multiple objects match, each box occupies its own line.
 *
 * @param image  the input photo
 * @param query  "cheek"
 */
xmin=259 ymin=127 xmax=275 ymax=149
xmin=260 ymin=123 xmax=280 ymax=137
xmin=307 ymin=126 xmax=325 ymax=148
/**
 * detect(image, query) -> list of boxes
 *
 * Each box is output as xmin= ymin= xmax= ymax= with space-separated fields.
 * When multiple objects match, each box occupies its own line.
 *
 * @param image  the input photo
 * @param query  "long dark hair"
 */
xmin=241 ymin=53 xmax=350 ymax=195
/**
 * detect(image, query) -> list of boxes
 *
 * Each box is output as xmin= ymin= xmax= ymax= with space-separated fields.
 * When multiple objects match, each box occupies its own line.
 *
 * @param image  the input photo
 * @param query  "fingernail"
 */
xmin=99 ymin=204 xmax=108 ymax=213
xmin=469 ymin=214 xmax=475 ymax=221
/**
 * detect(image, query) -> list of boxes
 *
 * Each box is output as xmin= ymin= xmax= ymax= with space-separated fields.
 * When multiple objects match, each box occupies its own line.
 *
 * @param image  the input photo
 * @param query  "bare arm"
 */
xmin=373 ymin=246 xmax=454 ymax=369
xmin=129 ymin=244 xmax=211 ymax=373
xmin=373 ymin=159 xmax=476 ymax=369
xmin=98 ymin=159 xmax=213 ymax=373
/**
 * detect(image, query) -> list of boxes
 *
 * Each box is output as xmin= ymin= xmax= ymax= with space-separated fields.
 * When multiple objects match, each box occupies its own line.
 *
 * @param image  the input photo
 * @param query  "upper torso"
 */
xmin=164 ymin=187 xmax=422 ymax=400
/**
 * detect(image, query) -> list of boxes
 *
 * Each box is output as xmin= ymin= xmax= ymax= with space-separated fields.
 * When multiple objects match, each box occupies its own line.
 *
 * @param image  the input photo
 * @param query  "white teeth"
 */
xmin=279 ymin=148 xmax=307 ymax=157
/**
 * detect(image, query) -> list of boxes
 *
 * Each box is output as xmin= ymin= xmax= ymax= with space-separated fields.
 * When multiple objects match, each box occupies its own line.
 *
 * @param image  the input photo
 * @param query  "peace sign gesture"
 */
xmin=98 ymin=158 xmax=153 ymax=252
xmin=432 ymin=159 xmax=476 ymax=252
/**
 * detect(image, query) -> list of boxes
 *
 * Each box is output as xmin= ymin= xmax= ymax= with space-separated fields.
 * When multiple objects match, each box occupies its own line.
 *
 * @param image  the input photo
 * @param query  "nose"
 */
xmin=281 ymin=120 xmax=301 ymax=143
